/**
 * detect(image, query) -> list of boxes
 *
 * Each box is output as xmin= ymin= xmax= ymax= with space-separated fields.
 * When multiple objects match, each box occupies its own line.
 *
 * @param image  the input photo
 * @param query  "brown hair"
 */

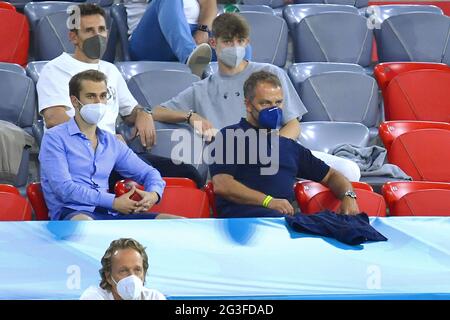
xmin=99 ymin=238 xmax=149 ymax=291
xmin=69 ymin=3 xmax=106 ymax=32
xmin=69 ymin=69 xmax=107 ymax=99
xmin=212 ymin=13 xmax=250 ymax=40
xmin=244 ymin=71 xmax=282 ymax=101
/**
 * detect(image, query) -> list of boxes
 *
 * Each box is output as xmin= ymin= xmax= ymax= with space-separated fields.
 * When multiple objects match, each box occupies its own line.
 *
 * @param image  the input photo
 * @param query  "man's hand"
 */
xmin=339 ymin=197 xmax=360 ymax=215
xmin=113 ymin=186 xmax=139 ymax=214
xmin=115 ymin=134 xmax=126 ymax=144
xmin=268 ymin=198 xmax=295 ymax=215
xmin=189 ymin=113 xmax=218 ymax=142
xmin=133 ymin=189 xmax=160 ymax=213
xmin=193 ymin=30 xmax=209 ymax=45
xmin=132 ymin=109 xmax=156 ymax=149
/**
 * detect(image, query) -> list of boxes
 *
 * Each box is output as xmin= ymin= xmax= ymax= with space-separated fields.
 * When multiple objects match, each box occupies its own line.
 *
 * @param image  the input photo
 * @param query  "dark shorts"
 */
xmin=59 ymin=207 xmax=158 ymax=221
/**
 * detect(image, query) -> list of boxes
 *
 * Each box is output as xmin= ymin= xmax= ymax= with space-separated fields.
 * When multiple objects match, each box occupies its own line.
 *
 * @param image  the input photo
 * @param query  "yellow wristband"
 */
xmin=262 ymin=195 xmax=273 ymax=208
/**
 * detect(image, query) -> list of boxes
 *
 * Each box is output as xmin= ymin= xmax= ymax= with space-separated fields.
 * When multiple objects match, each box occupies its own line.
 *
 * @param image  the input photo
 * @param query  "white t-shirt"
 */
xmin=79 ymin=285 xmax=167 ymax=300
xmin=183 ymin=0 xmax=200 ymax=25
xmin=36 ymin=52 xmax=138 ymax=134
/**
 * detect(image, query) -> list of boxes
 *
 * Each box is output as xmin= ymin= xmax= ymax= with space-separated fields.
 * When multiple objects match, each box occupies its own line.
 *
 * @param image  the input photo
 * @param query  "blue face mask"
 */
xmin=258 ymin=106 xmax=283 ymax=129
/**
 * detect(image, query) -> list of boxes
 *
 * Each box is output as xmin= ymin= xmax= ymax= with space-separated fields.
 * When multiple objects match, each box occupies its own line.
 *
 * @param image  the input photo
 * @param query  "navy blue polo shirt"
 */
xmin=209 ymin=118 xmax=330 ymax=218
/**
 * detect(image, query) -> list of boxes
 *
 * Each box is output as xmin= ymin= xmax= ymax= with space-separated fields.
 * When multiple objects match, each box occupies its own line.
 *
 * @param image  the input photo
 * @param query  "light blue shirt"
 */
xmin=39 ymin=118 xmax=165 ymax=220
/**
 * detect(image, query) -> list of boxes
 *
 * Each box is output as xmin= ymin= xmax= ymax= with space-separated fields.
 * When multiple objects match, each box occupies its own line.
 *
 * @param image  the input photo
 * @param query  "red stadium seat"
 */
xmin=204 ymin=182 xmax=218 ymax=218
xmin=0 ymin=192 xmax=32 ymax=221
xmin=295 ymin=180 xmax=386 ymax=217
xmin=388 ymin=129 xmax=450 ymax=182
xmin=0 ymin=9 xmax=29 ymax=66
xmin=374 ymin=62 xmax=450 ymax=94
xmin=150 ymin=186 xmax=210 ymax=218
xmin=0 ymin=183 xmax=20 ymax=195
xmin=382 ymin=181 xmax=450 ymax=216
xmin=26 ymin=182 xmax=49 ymax=221
xmin=163 ymin=177 xmax=197 ymax=189
xmin=383 ymin=69 xmax=450 ymax=122
xmin=0 ymin=2 xmax=15 ymax=11
xmin=379 ymin=121 xmax=450 ymax=152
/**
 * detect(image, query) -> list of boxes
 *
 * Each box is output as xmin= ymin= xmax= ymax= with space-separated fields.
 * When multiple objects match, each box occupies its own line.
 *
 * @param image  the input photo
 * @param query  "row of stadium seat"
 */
xmin=2 ymin=178 xmax=450 ymax=221
xmin=1 ymin=2 xmax=449 ymax=67
xmin=1 ymin=60 xmax=449 ymax=187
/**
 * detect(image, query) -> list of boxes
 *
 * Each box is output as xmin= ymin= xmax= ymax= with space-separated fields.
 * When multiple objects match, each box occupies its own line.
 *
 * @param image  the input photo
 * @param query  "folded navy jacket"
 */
xmin=285 ymin=211 xmax=388 ymax=245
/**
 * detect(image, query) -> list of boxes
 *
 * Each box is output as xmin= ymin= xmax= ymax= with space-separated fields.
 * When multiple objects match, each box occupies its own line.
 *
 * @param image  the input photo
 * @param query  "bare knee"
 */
xmin=70 ymin=213 xmax=94 ymax=221
xmin=155 ymin=213 xmax=185 ymax=219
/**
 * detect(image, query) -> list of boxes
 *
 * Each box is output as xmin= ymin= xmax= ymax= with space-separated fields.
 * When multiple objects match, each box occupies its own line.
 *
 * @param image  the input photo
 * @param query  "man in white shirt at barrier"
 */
xmin=80 ymin=238 xmax=166 ymax=300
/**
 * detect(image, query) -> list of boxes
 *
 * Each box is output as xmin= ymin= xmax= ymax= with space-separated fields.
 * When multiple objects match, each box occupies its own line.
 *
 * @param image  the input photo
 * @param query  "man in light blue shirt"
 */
xmin=39 ymin=70 xmax=174 ymax=221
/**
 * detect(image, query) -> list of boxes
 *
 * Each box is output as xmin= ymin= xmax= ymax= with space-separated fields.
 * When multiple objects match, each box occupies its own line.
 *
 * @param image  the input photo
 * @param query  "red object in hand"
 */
xmin=114 ymin=179 xmax=144 ymax=201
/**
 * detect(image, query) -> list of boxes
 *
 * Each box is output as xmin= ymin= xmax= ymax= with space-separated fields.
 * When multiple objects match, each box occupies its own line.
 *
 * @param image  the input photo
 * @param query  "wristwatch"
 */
xmin=343 ymin=190 xmax=357 ymax=200
xmin=139 ymin=106 xmax=153 ymax=116
xmin=197 ymin=24 xmax=210 ymax=33
xmin=186 ymin=110 xmax=195 ymax=124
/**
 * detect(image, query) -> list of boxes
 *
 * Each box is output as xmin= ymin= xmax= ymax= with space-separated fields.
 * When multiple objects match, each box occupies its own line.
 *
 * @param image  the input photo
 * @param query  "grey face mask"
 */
xmin=218 ymin=46 xmax=246 ymax=68
xmin=82 ymin=35 xmax=107 ymax=59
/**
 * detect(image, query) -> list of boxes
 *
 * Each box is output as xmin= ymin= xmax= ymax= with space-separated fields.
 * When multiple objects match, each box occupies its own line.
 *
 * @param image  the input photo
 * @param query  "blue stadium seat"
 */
xmin=239 ymin=11 xmax=288 ymax=67
xmin=298 ymin=71 xmax=380 ymax=138
xmin=363 ymin=5 xmax=443 ymax=55
xmin=0 ymin=62 xmax=26 ymax=76
xmin=0 ymin=70 xmax=37 ymax=186
xmin=120 ymin=69 xmax=207 ymax=184
xmin=110 ymin=2 xmax=130 ymax=61
xmin=283 ymin=4 xmax=359 ymax=33
xmin=298 ymin=121 xmax=370 ymax=154
xmin=362 ymin=4 xmax=443 ymax=22
xmin=294 ymin=0 xmax=368 ymax=8
xmin=292 ymin=11 xmax=373 ymax=67
xmin=218 ymin=4 xmax=275 ymax=15
xmin=127 ymin=69 xmax=200 ymax=107
xmin=115 ymin=61 xmax=190 ymax=81
xmin=25 ymin=60 xmax=48 ymax=84
xmin=379 ymin=12 xmax=450 ymax=64
xmin=288 ymin=62 xmax=364 ymax=85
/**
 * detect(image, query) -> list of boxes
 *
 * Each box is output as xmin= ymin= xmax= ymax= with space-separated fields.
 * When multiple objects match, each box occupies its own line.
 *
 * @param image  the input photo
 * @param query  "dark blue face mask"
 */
xmin=258 ymin=106 xmax=283 ymax=129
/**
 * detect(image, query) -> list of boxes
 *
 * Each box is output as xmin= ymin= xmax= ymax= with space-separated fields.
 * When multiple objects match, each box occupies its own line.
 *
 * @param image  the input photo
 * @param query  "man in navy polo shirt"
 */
xmin=209 ymin=71 xmax=360 ymax=218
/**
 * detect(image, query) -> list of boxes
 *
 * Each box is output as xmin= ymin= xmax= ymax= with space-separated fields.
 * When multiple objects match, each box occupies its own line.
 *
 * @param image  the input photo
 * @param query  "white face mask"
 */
xmin=112 ymin=275 xmax=143 ymax=300
xmin=75 ymin=98 xmax=107 ymax=125
xmin=218 ymin=45 xmax=246 ymax=68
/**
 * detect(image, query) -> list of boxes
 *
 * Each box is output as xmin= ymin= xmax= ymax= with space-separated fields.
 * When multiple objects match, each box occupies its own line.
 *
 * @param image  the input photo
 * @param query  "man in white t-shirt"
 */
xmin=128 ymin=0 xmax=217 ymax=77
xmin=37 ymin=3 xmax=205 ymax=187
xmin=151 ymin=13 xmax=361 ymax=181
xmin=80 ymin=238 xmax=166 ymax=300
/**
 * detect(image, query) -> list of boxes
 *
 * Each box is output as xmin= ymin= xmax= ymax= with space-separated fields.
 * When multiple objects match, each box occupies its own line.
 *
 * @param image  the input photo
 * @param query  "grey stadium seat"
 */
xmin=239 ymin=11 xmax=288 ymax=67
xmin=217 ymin=4 xmax=275 ymax=15
xmin=123 ymin=69 xmax=207 ymax=182
xmin=283 ymin=4 xmax=359 ymax=33
xmin=25 ymin=61 xmax=49 ymax=84
xmin=362 ymin=5 xmax=443 ymax=53
xmin=127 ymin=69 xmax=200 ymax=107
xmin=288 ymin=62 xmax=364 ymax=85
xmin=298 ymin=121 xmax=370 ymax=154
xmin=362 ymin=4 xmax=443 ymax=22
xmin=0 ymin=62 xmax=26 ymax=76
xmin=293 ymin=11 xmax=373 ymax=67
xmin=0 ymin=70 xmax=37 ymax=186
xmin=115 ymin=61 xmax=190 ymax=82
xmin=299 ymin=71 xmax=380 ymax=138
xmin=294 ymin=0 xmax=368 ymax=8
xmin=379 ymin=12 xmax=450 ymax=64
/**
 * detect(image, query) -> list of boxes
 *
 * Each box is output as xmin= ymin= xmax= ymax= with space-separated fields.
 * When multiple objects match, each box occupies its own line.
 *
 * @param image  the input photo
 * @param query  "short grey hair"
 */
xmin=243 ymin=71 xmax=282 ymax=101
